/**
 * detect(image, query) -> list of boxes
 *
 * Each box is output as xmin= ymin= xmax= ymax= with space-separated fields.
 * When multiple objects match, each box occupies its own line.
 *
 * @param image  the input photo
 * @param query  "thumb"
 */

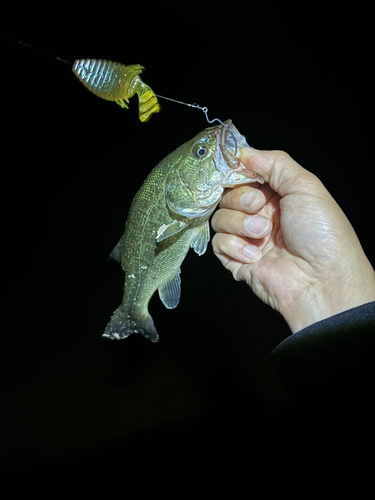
xmin=240 ymin=147 xmax=324 ymax=198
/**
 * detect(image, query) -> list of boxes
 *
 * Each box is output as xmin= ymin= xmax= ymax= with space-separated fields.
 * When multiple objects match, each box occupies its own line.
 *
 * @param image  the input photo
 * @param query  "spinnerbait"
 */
xmin=3 ymin=34 xmax=237 ymax=146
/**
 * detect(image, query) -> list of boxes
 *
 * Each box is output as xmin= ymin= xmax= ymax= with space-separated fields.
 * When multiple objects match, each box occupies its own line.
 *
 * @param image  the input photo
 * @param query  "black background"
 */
xmin=1 ymin=1 xmax=374 ymax=484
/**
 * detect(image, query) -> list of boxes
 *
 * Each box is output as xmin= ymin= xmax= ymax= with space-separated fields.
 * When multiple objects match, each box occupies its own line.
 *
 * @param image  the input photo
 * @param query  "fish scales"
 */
xmin=103 ymin=121 xmax=264 ymax=342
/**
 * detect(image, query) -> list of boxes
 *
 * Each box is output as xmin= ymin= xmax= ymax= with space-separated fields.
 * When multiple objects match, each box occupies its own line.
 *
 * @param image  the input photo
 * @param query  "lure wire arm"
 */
xmin=155 ymin=94 xmax=238 ymax=156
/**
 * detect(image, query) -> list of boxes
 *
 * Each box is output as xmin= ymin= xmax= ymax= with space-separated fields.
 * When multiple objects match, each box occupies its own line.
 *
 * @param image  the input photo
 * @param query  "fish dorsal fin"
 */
xmin=109 ymin=237 xmax=122 ymax=263
xmin=158 ymin=269 xmax=181 ymax=309
xmin=156 ymin=219 xmax=191 ymax=242
xmin=190 ymin=221 xmax=210 ymax=256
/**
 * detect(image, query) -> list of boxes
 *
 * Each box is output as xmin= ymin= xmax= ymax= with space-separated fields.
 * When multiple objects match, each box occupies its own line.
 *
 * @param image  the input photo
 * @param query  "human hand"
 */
xmin=211 ymin=148 xmax=375 ymax=332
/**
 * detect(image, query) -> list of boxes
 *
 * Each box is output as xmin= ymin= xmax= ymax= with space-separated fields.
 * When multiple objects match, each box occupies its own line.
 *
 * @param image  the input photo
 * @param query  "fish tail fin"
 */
xmin=103 ymin=308 xmax=159 ymax=342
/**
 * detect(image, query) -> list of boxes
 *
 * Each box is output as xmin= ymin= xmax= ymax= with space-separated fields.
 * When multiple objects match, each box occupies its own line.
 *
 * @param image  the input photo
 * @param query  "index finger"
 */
xmin=219 ymin=185 xmax=267 ymax=214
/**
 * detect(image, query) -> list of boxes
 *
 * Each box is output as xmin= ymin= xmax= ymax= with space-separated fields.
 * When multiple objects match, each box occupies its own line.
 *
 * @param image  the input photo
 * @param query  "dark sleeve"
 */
xmin=271 ymin=301 xmax=375 ymax=436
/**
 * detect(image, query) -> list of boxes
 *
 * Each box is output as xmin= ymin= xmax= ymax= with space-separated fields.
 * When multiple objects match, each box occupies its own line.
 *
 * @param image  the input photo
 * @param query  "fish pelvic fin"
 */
xmin=103 ymin=307 xmax=159 ymax=342
xmin=190 ymin=221 xmax=210 ymax=256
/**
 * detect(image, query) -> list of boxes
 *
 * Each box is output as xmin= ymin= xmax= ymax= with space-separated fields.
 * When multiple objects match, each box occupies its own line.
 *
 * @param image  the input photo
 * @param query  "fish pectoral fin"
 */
xmin=156 ymin=219 xmax=191 ymax=242
xmin=158 ymin=269 xmax=181 ymax=309
xmin=109 ymin=237 xmax=122 ymax=263
xmin=190 ymin=220 xmax=210 ymax=256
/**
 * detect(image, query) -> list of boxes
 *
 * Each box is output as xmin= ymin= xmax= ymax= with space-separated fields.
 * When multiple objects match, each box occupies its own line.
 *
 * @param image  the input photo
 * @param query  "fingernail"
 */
xmin=243 ymin=245 xmax=261 ymax=261
xmin=240 ymin=189 xmax=259 ymax=208
xmin=245 ymin=215 xmax=269 ymax=234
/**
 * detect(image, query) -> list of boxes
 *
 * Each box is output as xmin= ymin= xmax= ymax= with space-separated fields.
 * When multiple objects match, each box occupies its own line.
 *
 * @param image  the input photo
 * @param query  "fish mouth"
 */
xmin=221 ymin=119 xmax=249 ymax=154
xmin=204 ymin=120 xmax=241 ymax=152
xmin=213 ymin=120 xmax=246 ymax=173
xmin=214 ymin=121 xmax=262 ymax=186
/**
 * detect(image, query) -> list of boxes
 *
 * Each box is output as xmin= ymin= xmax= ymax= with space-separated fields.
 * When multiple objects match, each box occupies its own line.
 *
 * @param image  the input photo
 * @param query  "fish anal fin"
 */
xmin=158 ymin=269 xmax=181 ymax=309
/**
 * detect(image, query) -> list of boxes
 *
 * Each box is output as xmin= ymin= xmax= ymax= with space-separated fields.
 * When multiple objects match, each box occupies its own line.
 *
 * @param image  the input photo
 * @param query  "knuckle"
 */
xmin=271 ymin=150 xmax=292 ymax=172
xmin=274 ymin=150 xmax=291 ymax=161
xmin=211 ymin=232 xmax=219 ymax=248
xmin=211 ymin=210 xmax=221 ymax=230
xmin=219 ymin=189 xmax=235 ymax=208
xmin=212 ymin=209 xmax=249 ymax=238
xmin=212 ymin=233 xmax=231 ymax=254
xmin=211 ymin=232 xmax=225 ymax=253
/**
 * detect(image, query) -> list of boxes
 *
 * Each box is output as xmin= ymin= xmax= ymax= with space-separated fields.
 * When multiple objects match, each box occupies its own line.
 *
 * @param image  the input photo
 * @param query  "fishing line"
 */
xmin=155 ymin=95 xmax=238 ymax=156
xmin=2 ymin=33 xmax=238 ymax=154
xmin=2 ymin=34 xmax=73 ymax=65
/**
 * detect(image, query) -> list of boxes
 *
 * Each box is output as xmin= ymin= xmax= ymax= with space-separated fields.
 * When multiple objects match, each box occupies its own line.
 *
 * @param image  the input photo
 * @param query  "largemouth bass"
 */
xmin=103 ymin=121 xmax=264 ymax=342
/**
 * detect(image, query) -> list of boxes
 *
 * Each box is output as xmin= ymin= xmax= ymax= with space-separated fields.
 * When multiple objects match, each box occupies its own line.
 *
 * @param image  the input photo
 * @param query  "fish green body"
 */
xmin=103 ymin=121 xmax=264 ymax=342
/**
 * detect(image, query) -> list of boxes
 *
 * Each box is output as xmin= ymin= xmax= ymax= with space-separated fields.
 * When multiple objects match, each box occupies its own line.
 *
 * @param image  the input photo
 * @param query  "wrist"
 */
xmin=283 ymin=267 xmax=375 ymax=333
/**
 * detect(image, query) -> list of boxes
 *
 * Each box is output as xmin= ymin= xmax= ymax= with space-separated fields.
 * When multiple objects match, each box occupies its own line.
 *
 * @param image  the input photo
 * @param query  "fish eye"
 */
xmin=193 ymin=144 xmax=208 ymax=158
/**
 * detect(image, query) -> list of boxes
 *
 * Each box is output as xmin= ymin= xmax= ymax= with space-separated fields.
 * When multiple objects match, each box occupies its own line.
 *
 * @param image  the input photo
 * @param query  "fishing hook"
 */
xmin=155 ymin=95 xmax=238 ymax=156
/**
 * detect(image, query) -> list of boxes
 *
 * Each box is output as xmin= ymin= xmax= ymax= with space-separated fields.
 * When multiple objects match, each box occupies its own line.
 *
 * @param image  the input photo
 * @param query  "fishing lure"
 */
xmin=3 ymin=35 xmax=237 ymax=147
xmin=72 ymin=58 xmax=161 ymax=122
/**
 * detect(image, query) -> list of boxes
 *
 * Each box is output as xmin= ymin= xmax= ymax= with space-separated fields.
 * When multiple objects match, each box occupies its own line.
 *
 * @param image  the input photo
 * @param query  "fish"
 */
xmin=103 ymin=121 xmax=264 ymax=342
xmin=72 ymin=58 xmax=160 ymax=122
